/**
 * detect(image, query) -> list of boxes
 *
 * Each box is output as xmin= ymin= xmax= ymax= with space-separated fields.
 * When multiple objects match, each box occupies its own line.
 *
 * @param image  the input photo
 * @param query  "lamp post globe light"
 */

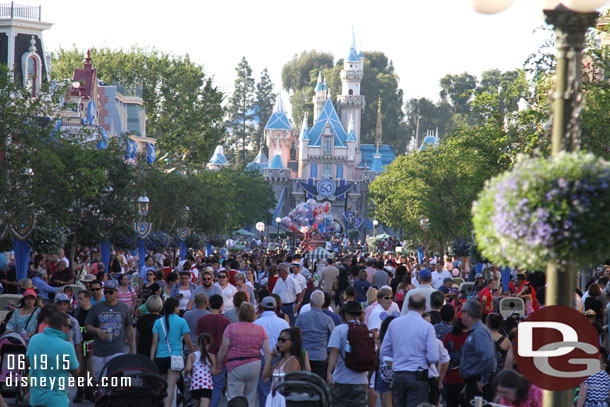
xmin=276 ymin=217 xmax=282 ymax=237
xmin=137 ymin=194 xmax=150 ymax=217
xmin=256 ymin=221 xmax=265 ymax=239
xmin=372 ymin=219 xmax=378 ymax=237
xmin=471 ymin=1 xmax=607 ymax=406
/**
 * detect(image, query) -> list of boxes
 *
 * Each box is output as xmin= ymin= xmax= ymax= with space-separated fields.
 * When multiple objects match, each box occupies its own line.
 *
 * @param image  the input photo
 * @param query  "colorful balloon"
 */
xmin=323 ymin=202 xmax=331 ymax=213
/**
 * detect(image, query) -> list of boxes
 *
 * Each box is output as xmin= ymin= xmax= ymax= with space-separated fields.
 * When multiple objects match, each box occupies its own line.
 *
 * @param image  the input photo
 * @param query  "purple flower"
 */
xmin=558 ymin=178 xmax=569 ymax=188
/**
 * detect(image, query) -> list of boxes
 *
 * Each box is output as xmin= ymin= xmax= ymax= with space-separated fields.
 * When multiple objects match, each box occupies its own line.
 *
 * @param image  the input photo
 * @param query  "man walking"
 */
xmin=84 ymin=280 xmax=134 ymax=381
xmin=327 ymin=301 xmax=370 ymax=407
xmin=273 ymin=263 xmax=303 ymax=325
xmin=254 ymin=296 xmax=290 ymax=407
xmin=401 ymin=268 xmax=436 ymax=314
xmin=296 ymin=290 xmax=334 ymax=380
xmin=460 ymin=300 xmax=496 ymax=404
xmin=381 ymin=294 xmax=439 ymax=407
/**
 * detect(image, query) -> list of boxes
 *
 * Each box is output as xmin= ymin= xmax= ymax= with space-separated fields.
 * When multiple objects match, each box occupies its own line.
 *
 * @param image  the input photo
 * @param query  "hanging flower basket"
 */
xmin=472 ymin=152 xmax=610 ymax=270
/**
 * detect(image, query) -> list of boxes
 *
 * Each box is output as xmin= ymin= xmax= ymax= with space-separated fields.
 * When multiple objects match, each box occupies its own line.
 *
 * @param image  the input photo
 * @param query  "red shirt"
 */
xmin=443 ymin=331 xmax=468 ymax=384
xmin=478 ymin=287 xmax=493 ymax=314
xmin=195 ymin=314 xmax=230 ymax=359
xmin=162 ymin=266 xmax=172 ymax=280
xmin=228 ymin=269 xmax=238 ymax=286
xmin=268 ymin=275 xmax=280 ymax=292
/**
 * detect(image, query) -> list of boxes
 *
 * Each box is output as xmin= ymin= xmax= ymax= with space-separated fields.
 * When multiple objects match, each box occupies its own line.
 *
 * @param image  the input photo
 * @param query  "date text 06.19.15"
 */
xmin=8 ymin=354 xmax=70 ymax=371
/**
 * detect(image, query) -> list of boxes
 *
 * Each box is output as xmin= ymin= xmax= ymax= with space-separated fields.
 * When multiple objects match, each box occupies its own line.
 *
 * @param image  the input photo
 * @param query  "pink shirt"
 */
xmin=223 ymin=322 xmax=268 ymax=371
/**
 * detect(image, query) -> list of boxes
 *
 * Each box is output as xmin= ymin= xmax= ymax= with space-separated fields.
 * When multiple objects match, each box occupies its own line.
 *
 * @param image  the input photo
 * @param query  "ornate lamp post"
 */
xmin=472 ymin=1 xmax=606 ymax=406
xmin=177 ymin=206 xmax=192 ymax=261
xmin=372 ymin=219 xmax=378 ymax=237
xmin=275 ymin=217 xmax=282 ymax=237
xmin=134 ymin=194 xmax=152 ymax=270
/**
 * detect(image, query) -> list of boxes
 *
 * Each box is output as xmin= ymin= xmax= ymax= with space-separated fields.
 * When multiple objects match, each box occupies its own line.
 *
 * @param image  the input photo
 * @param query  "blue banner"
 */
xmin=101 ymin=241 xmax=111 ymax=275
xmin=13 ymin=238 xmax=31 ymax=282
xmin=417 ymin=246 xmax=424 ymax=264
xmin=138 ymin=239 xmax=146 ymax=270
xmin=353 ymin=217 xmax=363 ymax=229
xmin=147 ymin=143 xmax=156 ymax=164
xmin=342 ymin=211 xmax=354 ymax=224
xmin=501 ymin=266 xmax=511 ymax=292
xmin=179 ymin=241 xmax=187 ymax=261
xmin=205 ymin=242 xmax=212 ymax=257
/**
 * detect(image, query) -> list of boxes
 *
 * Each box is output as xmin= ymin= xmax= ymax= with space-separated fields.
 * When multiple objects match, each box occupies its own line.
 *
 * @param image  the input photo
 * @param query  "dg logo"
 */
xmin=514 ymin=305 xmax=600 ymax=391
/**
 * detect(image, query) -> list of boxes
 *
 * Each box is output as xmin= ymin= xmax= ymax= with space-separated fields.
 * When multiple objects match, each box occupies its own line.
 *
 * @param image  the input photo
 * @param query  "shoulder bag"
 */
xmin=160 ymin=317 xmax=184 ymax=371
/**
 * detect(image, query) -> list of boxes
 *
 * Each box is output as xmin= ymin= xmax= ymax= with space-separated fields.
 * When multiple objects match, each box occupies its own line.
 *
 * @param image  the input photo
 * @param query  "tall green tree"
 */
xmin=439 ymin=72 xmax=477 ymax=117
xmin=52 ymin=47 xmax=225 ymax=172
xmin=227 ymin=57 xmax=256 ymax=168
xmin=254 ymin=68 xmax=276 ymax=153
xmin=281 ymin=51 xmax=334 ymax=125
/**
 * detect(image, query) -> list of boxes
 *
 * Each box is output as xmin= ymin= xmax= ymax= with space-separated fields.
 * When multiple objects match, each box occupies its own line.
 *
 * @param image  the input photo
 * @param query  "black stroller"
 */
xmin=95 ymin=354 xmax=167 ymax=407
xmin=271 ymin=371 xmax=331 ymax=407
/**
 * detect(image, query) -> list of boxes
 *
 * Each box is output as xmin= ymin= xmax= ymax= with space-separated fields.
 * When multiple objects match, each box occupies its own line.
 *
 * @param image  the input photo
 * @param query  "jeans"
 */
xmin=309 ymin=360 xmax=328 ymax=382
xmin=282 ymin=303 xmax=295 ymax=326
xmin=211 ymin=366 xmax=226 ymax=407
xmin=392 ymin=371 xmax=428 ymax=407
xmin=227 ymin=360 xmax=262 ymax=407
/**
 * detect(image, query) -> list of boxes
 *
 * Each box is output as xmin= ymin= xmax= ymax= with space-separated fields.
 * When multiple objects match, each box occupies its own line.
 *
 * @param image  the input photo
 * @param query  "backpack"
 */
xmin=342 ymin=321 xmax=378 ymax=372
xmin=445 ymin=338 xmax=463 ymax=371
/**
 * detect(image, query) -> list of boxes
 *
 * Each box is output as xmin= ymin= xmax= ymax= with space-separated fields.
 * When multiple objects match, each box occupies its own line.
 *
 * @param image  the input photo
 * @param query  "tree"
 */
xmin=254 ymin=68 xmax=276 ymax=153
xmin=52 ymin=47 xmax=225 ymax=172
xmin=227 ymin=57 xmax=256 ymax=167
xmin=404 ymin=97 xmax=452 ymax=150
xmin=439 ymin=72 xmax=477 ymax=117
xmin=281 ymin=51 xmax=334 ymax=125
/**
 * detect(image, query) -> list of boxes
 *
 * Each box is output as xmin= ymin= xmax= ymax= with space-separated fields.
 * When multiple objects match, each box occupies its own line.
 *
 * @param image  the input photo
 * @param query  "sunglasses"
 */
xmin=203 ymin=277 xmax=212 ymax=281
xmin=277 ymin=337 xmax=290 ymax=343
xmin=103 ymin=290 xmax=117 ymax=295
xmin=147 ymin=273 xmax=154 ymax=276
xmin=382 ymin=297 xmax=392 ymax=300
xmin=218 ymin=276 xmax=227 ymax=279
xmin=91 ymin=288 xmax=101 ymax=291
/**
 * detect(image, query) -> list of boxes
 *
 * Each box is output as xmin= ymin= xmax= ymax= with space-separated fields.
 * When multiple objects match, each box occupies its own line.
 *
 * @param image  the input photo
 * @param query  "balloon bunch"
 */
xmin=280 ymin=199 xmax=341 ymax=235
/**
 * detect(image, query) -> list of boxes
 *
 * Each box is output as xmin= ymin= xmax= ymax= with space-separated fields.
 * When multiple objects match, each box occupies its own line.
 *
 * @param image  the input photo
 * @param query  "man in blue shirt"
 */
xmin=460 ymin=300 xmax=496 ymax=404
xmin=296 ymin=290 xmax=334 ymax=380
xmin=254 ymin=296 xmax=290 ymax=407
xmin=31 ymin=270 xmax=58 ymax=301
xmin=380 ymin=293 xmax=439 ymax=407
xmin=27 ymin=312 xmax=80 ymax=407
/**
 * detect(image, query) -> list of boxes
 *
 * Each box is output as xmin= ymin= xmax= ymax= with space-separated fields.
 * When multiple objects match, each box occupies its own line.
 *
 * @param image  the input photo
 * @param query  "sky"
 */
xmin=38 ymin=0 xmax=553 ymax=110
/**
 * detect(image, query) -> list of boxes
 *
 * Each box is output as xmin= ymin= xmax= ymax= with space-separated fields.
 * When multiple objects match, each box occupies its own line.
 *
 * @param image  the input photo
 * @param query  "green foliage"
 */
xmin=254 ymin=68 xmax=277 ymax=153
xmin=185 ymin=233 xmax=204 ymax=251
xmin=144 ymin=231 xmax=171 ymax=252
xmin=111 ymin=224 xmax=138 ymax=251
xmin=52 ymin=47 xmax=225 ymax=172
xmin=29 ymin=224 xmax=67 ymax=254
xmin=227 ymin=57 xmax=256 ymax=168
xmin=472 ymin=152 xmax=610 ymax=270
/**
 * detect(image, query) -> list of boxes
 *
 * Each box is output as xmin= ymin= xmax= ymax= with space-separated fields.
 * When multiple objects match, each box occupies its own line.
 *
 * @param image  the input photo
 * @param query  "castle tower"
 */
xmin=0 ymin=3 xmax=52 ymax=97
xmin=337 ymin=33 xmax=365 ymax=145
xmin=369 ymin=97 xmax=384 ymax=175
xmin=264 ymin=97 xmax=294 ymax=169
xmin=313 ymin=72 xmax=327 ymax=122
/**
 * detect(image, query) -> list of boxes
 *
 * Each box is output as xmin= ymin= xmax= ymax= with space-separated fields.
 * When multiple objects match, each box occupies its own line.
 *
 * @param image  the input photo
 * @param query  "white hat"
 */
xmin=429 ymin=260 xmax=437 ymax=265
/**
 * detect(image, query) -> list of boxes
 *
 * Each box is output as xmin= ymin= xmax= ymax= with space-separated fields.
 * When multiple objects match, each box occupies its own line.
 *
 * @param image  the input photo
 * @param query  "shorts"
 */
xmin=375 ymin=370 xmax=391 ymax=393
xmin=191 ymin=388 xmax=213 ymax=400
xmin=154 ymin=357 xmax=171 ymax=374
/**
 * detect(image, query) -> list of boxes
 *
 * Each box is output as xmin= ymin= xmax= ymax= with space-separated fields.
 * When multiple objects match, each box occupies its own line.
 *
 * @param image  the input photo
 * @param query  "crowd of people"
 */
xmin=0 ymin=242 xmax=609 ymax=407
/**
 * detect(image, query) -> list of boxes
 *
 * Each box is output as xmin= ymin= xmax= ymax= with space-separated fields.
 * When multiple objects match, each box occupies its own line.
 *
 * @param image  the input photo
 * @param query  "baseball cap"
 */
xmin=261 ymin=296 xmax=276 ymax=310
xmin=475 ymin=273 xmax=484 ymax=280
xmin=429 ymin=260 xmax=437 ymax=265
xmin=419 ymin=269 xmax=432 ymax=279
xmin=54 ymin=293 xmax=70 ymax=303
xmin=443 ymin=277 xmax=454 ymax=283
xmin=23 ymin=289 xmax=37 ymax=299
xmin=104 ymin=280 xmax=119 ymax=291
xmin=82 ymin=274 xmax=97 ymax=283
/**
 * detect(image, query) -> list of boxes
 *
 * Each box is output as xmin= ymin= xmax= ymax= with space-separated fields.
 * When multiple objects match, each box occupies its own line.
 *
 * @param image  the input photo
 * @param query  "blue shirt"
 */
xmin=31 ymin=276 xmax=57 ymax=300
xmin=323 ymin=309 xmax=343 ymax=326
xmin=139 ymin=265 xmax=156 ymax=279
xmin=254 ymin=311 xmax=290 ymax=353
xmin=328 ymin=322 xmax=369 ymax=384
xmin=295 ymin=308 xmax=334 ymax=361
xmin=27 ymin=328 xmax=79 ymax=407
xmin=380 ymin=311 xmax=439 ymax=371
xmin=459 ymin=320 xmax=496 ymax=384
xmin=153 ymin=314 xmax=190 ymax=357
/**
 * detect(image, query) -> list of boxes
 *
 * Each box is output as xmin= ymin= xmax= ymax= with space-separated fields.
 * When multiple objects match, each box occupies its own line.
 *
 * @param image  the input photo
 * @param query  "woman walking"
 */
xmin=150 ymin=297 xmax=194 ymax=407
xmin=216 ymin=302 xmax=271 ymax=407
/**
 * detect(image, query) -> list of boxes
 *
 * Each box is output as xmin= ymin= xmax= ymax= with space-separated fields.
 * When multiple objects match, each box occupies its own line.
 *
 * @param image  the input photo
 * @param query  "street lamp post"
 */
xmin=472 ymin=1 xmax=604 ymax=406
xmin=256 ymin=222 xmax=265 ymax=241
xmin=275 ymin=217 xmax=281 ymax=239
xmin=177 ymin=206 xmax=192 ymax=262
xmin=134 ymin=193 xmax=152 ymax=271
xmin=372 ymin=219 xmax=378 ymax=237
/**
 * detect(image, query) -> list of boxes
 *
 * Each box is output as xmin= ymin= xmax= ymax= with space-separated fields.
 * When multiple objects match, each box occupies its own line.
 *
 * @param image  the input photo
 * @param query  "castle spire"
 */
xmin=375 ymin=96 xmax=382 ymax=153
xmin=316 ymin=72 xmax=324 ymax=91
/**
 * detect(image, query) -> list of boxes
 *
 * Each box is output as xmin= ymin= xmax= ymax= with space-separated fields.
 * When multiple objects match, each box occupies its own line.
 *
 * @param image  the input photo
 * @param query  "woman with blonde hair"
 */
xmin=364 ymin=287 xmax=378 ymax=325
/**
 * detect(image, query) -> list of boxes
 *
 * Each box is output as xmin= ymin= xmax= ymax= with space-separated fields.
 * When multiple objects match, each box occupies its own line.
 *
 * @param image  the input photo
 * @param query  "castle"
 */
xmin=210 ymin=38 xmax=397 ymax=236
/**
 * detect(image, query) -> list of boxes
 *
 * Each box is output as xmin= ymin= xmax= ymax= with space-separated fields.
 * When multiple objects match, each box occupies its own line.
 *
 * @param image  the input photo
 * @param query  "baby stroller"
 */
xmin=0 ymin=332 xmax=28 ymax=406
xmin=95 ymin=354 xmax=167 ymax=407
xmin=271 ymin=371 xmax=331 ymax=407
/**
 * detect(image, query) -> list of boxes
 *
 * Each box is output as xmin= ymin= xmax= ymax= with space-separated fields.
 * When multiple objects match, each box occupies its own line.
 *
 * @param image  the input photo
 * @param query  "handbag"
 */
xmin=160 ymin=318 xmax=184 ymax=371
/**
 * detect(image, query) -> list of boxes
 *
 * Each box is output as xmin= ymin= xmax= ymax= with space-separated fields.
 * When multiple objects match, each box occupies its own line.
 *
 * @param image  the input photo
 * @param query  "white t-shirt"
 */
xmin=219 ymin=283 xmax=237 ymax=311
xmin=178 ymin=289 xmax=191 ymax=310
xmin=431 ymin=270 xmax=452 ymax=290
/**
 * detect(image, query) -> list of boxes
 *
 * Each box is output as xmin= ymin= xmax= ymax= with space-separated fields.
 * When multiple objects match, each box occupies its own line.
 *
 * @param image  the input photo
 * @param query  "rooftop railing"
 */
xmin=0 ymin=2 xmax=41 ymax=21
